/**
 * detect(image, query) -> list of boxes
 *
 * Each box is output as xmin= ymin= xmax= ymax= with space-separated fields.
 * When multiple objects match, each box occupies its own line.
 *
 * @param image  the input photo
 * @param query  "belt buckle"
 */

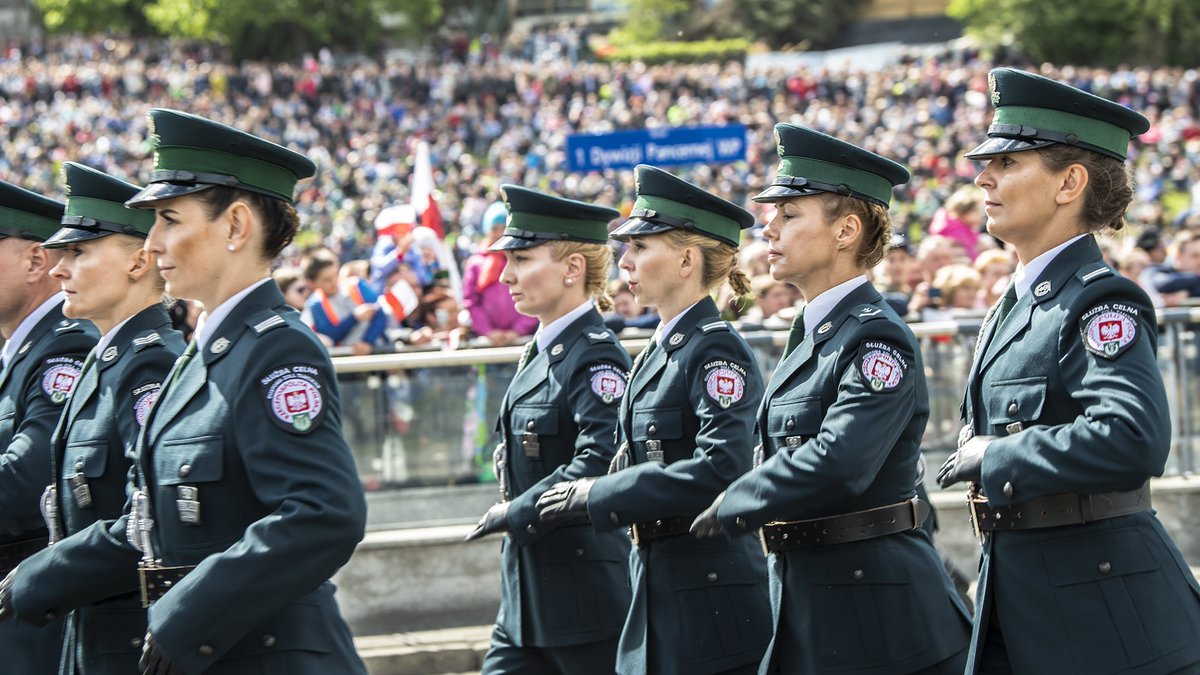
xmin=758 ymin=527 xmax=770 ymax=556
xmin=629 ymin=524 xmax=641 ymax=547
xmin=138 ymin=562 xmax=156 ymax=608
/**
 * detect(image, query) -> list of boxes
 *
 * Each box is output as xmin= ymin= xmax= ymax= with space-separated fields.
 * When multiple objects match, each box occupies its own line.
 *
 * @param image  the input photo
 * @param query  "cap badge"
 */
xmin=989 ymin=72 xmax=1000 ymax=105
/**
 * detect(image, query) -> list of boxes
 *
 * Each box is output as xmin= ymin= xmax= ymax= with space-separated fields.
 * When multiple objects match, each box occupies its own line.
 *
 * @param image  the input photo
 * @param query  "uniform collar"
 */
xmin=1 ymin=291 xmax=65 ymax=368
xmin=93 ymin=313 xmax=136 ymax=358
xmin=535 ymin=300 xmax=594 ymax=353
xmin=654 ymin=297 xmax=705 ymax=347
xmin=803 ymin=275 xmax=869 ymax=336
xmin=1014 ymin=233 xmax=1088 ymax=300
xmin=655 ymin=296 xmax=720 ymax=352
xmin=193 ymin=278 xmax=272 ymax=350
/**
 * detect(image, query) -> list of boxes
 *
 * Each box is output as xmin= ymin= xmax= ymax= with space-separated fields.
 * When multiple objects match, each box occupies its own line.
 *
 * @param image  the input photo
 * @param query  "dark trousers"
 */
xmin=978 ymin=598 xmax=1013 ymax=675
xmin=482 ymin=626 xmax=619 ymax=675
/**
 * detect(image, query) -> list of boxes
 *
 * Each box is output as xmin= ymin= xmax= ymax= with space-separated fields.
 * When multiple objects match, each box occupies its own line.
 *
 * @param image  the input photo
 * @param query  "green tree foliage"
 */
xmin=37 ymin=0 xmax=442 ymax=60
xmin=949 ymin=0 xmax=1200 ymax=67
xmin=610 ymin=0 xmax=692 ymax=46
xmin=711 ymin=0 xmax=868 ymax=50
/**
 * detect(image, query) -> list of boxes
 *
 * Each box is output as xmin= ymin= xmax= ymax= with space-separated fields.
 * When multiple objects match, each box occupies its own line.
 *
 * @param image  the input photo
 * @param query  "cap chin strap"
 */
xmin=628 ymin=206 xmax=697 ymax=232
xmin=988 ymin=123 xmax=1080 ymax=146
xmin=149 ymin=170 xmax=241 ymax=187
xmin=60 ymin=215 xmax=143 ymax=236
xmin=0 ymin=225 xmax=42 ymax=240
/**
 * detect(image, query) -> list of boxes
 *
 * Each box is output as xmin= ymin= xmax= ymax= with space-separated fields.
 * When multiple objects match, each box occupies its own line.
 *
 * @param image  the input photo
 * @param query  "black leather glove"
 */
xmin=536 ymin=478 xmax=595 ymax=525
xmin=140 ymin=633 xmax=186 ymax=675
xmin=465 ymin=502 xmax=510 ymax=541
xmin=690 ymin=491 xmax=726 ymax=539
xmin=0 ymin=567 xmax=15 ymax=623
xmin=937 ymin=436 xmax=994 ymax=488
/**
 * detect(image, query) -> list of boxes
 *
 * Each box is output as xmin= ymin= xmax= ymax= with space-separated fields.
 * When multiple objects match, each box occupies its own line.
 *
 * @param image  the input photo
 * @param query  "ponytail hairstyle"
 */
xmin=661 ymin=230 xmax=751 ymax=300
xmin=1036 ymin=144 xmax=1133 ymax=232
xmin=548 ymin=240 xmax=615 ymax=312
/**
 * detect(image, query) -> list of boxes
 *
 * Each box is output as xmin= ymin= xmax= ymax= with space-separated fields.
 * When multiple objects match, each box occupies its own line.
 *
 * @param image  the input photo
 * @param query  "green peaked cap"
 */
xmin=965 ymin=68 xmax=1150 ymax=161
xmin=611 ymin=164 xmax=754 ymax=247
xmin=0 ymin=180 xmax=65 ymax=242
xmin=754 ymin=124 xmax=909 ymax=208
xmin=490 ymin=185 xmax=620 ymax=251
xmin=43 ymin=162 xmax=156 ymax=249
xmin=127 ymin=108 xmax=316 ymax=207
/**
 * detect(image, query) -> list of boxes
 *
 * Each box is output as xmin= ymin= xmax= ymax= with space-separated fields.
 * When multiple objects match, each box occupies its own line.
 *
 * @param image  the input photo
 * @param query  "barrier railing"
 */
xmin=333 ymin=308 xmax=1200 ymax=490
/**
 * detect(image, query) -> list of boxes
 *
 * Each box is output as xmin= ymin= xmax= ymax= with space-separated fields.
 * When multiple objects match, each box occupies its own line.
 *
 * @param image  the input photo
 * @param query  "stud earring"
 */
xmin=565 ymin=278 xmax=575 ymax=285
xmin=227 ymin=244 xmax=236 ymax=251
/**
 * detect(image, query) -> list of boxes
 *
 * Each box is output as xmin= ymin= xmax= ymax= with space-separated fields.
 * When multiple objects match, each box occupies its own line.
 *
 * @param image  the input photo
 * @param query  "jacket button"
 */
xmin=1007 ymin=402 xmax=1018 ymax=415
xmin=129 ymin=637 xmax=144 ymax=649
xmin=706 ymin=572 xmax=718 ymax=583
xmin=526 ymin=420 xmax=535 ymax=430
xmin=74 ymin=461 xmax=84 ymax=472
xmin=648 ymin=425 xmax=657 ymax=436
xmin=609 ymin=512 xmax=620 ymax=525
xmin=261 ymin=634 xmax=276 ymax=647
xmin=198 ymin=645 xmax=214 ymax=656
xmin=785 ymin=419 xmax=794 ymax=431
xmin=526 ymin=524 xmax=538 ymax=535
xmin=852 ymin=569 xmax=865 ymax=581
xmin=575 ymin=548 xmax=584 ymax=557
xmin=1003 ymin=482 xmax=1014 ymax=499
xmin=179 ymin=464 xmax=191 ymax=477
xmin=1098 ymin=561 xmax=1111 ymax=574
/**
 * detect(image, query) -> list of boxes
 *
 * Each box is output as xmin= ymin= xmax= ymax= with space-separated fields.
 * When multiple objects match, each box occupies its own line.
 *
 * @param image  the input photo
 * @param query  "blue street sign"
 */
xmin=567 ymin=124 xmax=747 ymax=172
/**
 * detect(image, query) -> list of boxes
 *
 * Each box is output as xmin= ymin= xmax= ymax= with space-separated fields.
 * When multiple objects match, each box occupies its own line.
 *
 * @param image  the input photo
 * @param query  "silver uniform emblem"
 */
xmin=19 ymin=342 xmax=30 ymax=354
xmin=818 ymin=321 xmax=833 ymax=334
xmin=176 ymin=486 xmax=201 ymax=524
xmin=669 ymin=333 xmax=683 ymax=345
xmin=102 ymin=346 xmax=118 ymax=362
xmin=211 ymin=337 xmax=231 ymax=354
xmin=1034 ymin=281 xmax=1051 ymax=297
xmin=645 ymin=439 xmax=663 ymax=463
xmin=551 ymin=344 xmax=564 ymax=356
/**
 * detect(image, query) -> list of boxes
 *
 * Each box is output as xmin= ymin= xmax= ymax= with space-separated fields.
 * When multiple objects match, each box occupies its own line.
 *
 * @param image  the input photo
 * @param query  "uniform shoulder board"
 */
xmin=701 ymin=321 xmax=730 ymax=333
xmin=851 ymin=304 xmax=887 ymax=322
xmin=1078 ymin=262 xmax=1115 ymax=286
xmin=252 ymin=313 xmax=287 ymax=336
xmin=586 ymin=330 xmax=616 ymax=344
xmin=131 ymin=331 xmax=165 ymax=351
xmin=54 ymin=320 xmax=86 ymax=334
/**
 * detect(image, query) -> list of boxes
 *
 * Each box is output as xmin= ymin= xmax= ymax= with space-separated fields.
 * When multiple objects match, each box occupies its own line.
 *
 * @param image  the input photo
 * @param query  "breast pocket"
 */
xmin=631 ymin=407 xmax=682 ymax=464
xmin=765 ymin=395 xmax=821 ymax=454
xmin=511 ymin=404 xmax=560 ymax=465
xmin=984 ymin=376 xmax=1047 ymax=435
xmin=153 ymin=434 xmax=225 ymax=550
xmin=666 ymin=549 xmax=769 ymax=666
xmin=64 ymin=439 xmax=108 ymax=480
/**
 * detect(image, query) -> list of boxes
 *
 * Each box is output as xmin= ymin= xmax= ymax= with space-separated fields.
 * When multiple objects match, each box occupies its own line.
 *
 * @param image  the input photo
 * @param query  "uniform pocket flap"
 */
xmin=224 ymin=599 xmax=335 ymax=657
xmin=631 ymin=407 xmax=682 ymax=441
xmin=805 ymin=546 xmax=912 ymax=585
xmin=64 ymin=439 xmax=109 ymax=478
xmin=985 ymin=376 xmax=1047 ymax=424
xmin=511 ymin=404 xmax=559 ymax=436
xmin=666 ymin=550 xmax=761 ymax=590
xmin=766 ymin=395 xmax=821 ymax=437
xmin=155 ymin=435 xmax=224 ymax=485
xmin=1042 ymin=528 xmax=1159 ymax=587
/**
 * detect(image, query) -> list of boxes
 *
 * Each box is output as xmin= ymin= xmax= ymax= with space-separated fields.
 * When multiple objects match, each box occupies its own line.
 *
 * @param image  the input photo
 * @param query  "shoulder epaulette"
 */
xmin=701 ymin=321 xmax=730 ymax=333
xmin=252 ymin=314 xmax=287 ymax=336
xmin=1078 ymin=262 xmax=1115 ymax=285
xmin=131 ymin=332 xmax=164 ymax=351
xmin=54 ymin=320 xmax=86 ymax=334
xmin=586 ymin=330 xmax=616 ymax=344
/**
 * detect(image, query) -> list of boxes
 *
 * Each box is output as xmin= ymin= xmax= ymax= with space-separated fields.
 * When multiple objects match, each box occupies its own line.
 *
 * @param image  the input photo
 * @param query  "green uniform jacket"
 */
xmin=718 ymin=282 xmax=971 ymax=674
xmin=962 ymin=236 xmax=1200 ymax=674
xmin=587 ymin=297 xmax=771 ymax=675
xmin=11 ymin=283 xmax=367 ymax=675
xmin=494 ymin=307 xmax=632 ymax=651
xmin=28 ymin=304 xmax=183 ymax=674
xmin=0 ymin=301 xmax=96 ymax=674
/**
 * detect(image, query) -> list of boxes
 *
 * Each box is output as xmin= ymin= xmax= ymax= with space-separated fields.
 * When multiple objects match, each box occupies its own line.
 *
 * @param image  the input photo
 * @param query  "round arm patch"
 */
xmin=259 ymin=364 xmax=328 ymax=434
xmin=588 ymin=363 xmax=627 ymax=404
xmin=41 ymin=356 xmax=84 ymax=404
xmin=856 ymin=341 xmax=909 ymax=392
xmin=1080 ymin=303 xmax=1139 ymax=360
xmin=132 ymin=382 xmax=163 ymax=426
xmin=703 ymin=360 xmax=748 ymax=408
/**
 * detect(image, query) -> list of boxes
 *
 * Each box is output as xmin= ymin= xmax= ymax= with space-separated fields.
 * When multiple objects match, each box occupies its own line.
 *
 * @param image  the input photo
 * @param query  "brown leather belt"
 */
xmin=969 ymin=483 xmax=1151 ymax=536
xmin=759 ymin=498 xmax=930 ymax=554
xmin=0 ymin=537 xmax=48 ymax=577
xmin=630 ymin=516 xmax=693 ymax=546
xmin=138 ymin=564 xmax=197 ymax=607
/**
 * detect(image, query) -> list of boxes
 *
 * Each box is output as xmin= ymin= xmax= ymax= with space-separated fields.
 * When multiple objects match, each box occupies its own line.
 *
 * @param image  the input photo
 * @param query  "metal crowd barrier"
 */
xmin=332 ymin=308 xmax=1200 ymax=491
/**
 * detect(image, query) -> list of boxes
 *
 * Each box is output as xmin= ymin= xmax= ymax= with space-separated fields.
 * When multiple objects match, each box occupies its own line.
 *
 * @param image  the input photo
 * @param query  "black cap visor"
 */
xmin=751 ymin=183 xmax=827 ymax=204
xmin=609 ymin=217 xmax=674 ymax=242
xmin=125 ymin=181 xmax=218 ymax=208
xmin=490 ymin=234 xmax=544 ymax=251
xmin=40 ymin=226 xmax=116 ymax=249
xmin=964 ymin=135 xmax=1055 ymax=160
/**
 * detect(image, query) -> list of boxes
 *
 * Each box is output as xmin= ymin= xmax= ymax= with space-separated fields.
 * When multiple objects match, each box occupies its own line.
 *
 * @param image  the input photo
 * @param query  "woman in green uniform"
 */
xmin=465 ymin=185 xmax=632 ymax=675
xmin=938 ymin=68 xmax=1200 ymax=674
xmin=537 ymin=165 xmax=771 ymax=675
xmin=693 ymin=124 xmax=971 ymax=674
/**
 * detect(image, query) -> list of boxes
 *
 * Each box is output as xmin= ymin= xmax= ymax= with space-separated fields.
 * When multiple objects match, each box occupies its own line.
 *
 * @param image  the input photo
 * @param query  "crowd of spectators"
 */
xmin=6 ymin=31 xmax=1200 ymax=353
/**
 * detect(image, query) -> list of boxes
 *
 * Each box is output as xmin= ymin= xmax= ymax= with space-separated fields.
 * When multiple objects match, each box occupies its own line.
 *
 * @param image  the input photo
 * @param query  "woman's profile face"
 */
xmin=50 ymin=234 xmax=146 ymax=324
xmin=145 ymin=194 xmax=226 ymax=302
xmin=617 ymin=234 xmax=682 ymax=311
xmin=973 ymin=152 xmax=1061 ymax=246
xmin=760 ymin=195 xmax=839 ymax=285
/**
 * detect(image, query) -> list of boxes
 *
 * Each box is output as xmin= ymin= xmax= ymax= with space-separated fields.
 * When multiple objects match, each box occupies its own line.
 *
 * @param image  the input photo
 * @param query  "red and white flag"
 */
xmin=411 ymin=140 xmax=444 ymax=238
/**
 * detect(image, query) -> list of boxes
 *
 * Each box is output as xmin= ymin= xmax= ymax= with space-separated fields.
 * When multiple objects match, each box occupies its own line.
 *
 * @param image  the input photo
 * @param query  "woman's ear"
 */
xmin=127 ymin=245 xmax=153 ymax=282
xmin=564 ymin=252 xmax=586 ymax=285
xmin=679 ymin=245 xmax=698 ymax=279
xmin=835 ymin=213 xmax=863 ymax=251
xmin=1055 ymin=163 xmax=1089 ymax=206
xmin=224 ymin=200 xmax=256 ymax=253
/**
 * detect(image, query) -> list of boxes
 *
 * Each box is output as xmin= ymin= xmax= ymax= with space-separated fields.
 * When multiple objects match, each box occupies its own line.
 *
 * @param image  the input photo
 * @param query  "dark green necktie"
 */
xmin=783 ymin=308 xmax=806 ymax=358
xmin=170 ymin=340 xmax=198 ymax=386
xmin=518 ymin=339 xmax=538 ymax=371
xmin=993 ymin=285 xmax=1019 ymax=329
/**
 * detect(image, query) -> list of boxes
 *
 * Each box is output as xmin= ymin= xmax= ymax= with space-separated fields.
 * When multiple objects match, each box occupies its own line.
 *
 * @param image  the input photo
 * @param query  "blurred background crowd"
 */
xmin=4 ymin=30 xmax=1200 ymax=355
